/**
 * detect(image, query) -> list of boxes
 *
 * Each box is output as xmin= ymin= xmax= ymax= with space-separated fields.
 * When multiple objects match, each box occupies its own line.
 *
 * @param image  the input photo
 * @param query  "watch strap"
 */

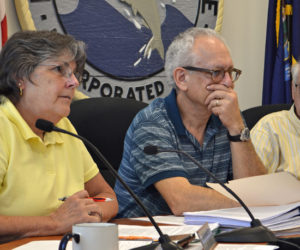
xmin=227 ymin=127 xmax=250 ymax=142
xmin=227 ymin=132 xmax=242 ymax=142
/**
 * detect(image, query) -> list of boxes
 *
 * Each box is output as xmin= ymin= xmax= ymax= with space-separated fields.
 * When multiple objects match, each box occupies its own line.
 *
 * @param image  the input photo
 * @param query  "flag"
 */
xmin=0 ymin=0 xmax=7 ymax=48
xmin=262 ymin=0 xmax=300 ymax=105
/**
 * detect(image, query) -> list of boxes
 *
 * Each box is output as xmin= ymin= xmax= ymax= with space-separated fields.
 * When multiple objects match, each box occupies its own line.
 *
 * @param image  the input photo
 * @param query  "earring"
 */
xmin=18 ymin=83 xmax=23 ymax=96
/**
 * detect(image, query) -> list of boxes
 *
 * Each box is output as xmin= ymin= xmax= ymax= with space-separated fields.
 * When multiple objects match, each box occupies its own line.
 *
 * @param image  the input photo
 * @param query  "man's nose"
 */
xmin=221 ymin=71 xmax=234 ymax=88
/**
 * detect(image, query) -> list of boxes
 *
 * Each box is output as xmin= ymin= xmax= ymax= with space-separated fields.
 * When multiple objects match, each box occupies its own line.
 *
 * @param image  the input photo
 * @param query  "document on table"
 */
xmin=13 ymin=240 xmax=279 ymax=250
xmin=215 ymin=244 xmax=278 ymax=250
xmin=207 ymin=172 xmax=300 ymax=206
xmin=13 ymin=240 xmax=151 ymax=250
xmin=132 ymin=215 xmax=186 ymax=225
xmin=184 ymin=201 xmax=300 ymax=233
xmin=13 ymin=241 xmax=69 ymax=250
xmin=131 ymin=215 xmax=219 ymax=231
xmin=13 ymin=225 xmax=202 ymax=250
xmin=118 ymin=224 xmax=202 ymax=240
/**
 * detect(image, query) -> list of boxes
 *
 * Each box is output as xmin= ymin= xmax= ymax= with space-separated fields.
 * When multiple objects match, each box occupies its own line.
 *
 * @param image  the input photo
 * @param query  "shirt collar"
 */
xmin=164 ymin=89 xmax=186 ymax=135
xmin=164 ymin=89 xmax=222 ymax=136
xmin=1 ymin=98 xmax=64 ymax=145
xmin=290 ymin=104 xmax=300 ymax=127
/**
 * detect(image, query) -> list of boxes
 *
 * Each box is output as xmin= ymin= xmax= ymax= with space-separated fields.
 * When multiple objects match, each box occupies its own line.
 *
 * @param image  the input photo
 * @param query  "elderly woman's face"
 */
xmin=20 ymin=53 xmax=80 ymax=123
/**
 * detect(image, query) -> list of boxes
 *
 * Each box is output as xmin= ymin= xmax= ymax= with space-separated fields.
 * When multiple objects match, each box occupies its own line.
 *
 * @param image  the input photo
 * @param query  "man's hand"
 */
xmin=205 ymin=83 xmax=244 ymax=135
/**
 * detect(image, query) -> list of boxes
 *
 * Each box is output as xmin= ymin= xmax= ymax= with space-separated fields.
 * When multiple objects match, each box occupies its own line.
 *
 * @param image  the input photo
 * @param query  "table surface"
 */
xmin=0 ymin=218 xmax=158 ymax=249
xmin=0 ymin=218 xmax=298 ymax=249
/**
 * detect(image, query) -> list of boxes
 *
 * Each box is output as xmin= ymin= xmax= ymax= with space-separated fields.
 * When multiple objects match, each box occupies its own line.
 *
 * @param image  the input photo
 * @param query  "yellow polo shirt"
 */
xmin=0 ymin=98 xmax=99 ymax=216
xmin=251 ymin=105 xmax=300 ymax=179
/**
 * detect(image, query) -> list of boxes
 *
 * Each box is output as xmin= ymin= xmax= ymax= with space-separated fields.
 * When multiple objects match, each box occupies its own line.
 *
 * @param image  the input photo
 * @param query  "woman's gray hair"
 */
xmin=291 ymin=61 xmax=300 ymax=86
xmin=165 ymin=27 xmax=229 ymax=88
xmin=0 ymin=30 xmax=86 ymax=104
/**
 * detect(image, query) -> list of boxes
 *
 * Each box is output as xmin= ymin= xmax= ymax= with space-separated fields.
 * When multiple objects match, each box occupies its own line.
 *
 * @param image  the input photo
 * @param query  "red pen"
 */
xmin=88 ymin=197 xmax=113 ymax=202
xmin=58 ymin=196 xmax=113 ymax=202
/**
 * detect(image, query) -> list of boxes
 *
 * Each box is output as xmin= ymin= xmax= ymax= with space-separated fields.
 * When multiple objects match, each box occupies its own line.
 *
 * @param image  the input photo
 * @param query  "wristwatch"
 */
xmin=227 ymin=127 xmax=250 ymax=142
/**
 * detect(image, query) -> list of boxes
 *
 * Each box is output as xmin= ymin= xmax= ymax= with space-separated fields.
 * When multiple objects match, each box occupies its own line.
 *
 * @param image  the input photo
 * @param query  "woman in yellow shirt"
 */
xmin=0 ymin=30 xmax=118 ymax=242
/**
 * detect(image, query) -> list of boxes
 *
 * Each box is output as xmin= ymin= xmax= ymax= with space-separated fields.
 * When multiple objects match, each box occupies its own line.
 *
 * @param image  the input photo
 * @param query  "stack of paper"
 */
xmin=184 ymin=200 xmax=300 ymax=236
xmin=184 ymin=172 xmax=300 ymax=236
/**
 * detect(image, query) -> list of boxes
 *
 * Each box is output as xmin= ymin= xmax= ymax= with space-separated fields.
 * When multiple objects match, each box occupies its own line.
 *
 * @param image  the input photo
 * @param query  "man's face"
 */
xmin=292 ymin=73 xmax=300 ymax=119
xmin=180 ymin=36 xmax=234 ymax=107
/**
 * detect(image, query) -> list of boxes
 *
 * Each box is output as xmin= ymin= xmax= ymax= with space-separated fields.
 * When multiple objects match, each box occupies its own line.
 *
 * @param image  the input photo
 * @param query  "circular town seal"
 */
xmin=15 ymin=0 xmax=223 ymax=102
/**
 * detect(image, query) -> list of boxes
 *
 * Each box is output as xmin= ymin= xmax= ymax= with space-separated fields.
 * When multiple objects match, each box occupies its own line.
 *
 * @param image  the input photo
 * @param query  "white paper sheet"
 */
xmin=118 ymin=224 xmax=202 ymax=240
xmin=13 ymin=240 xmax=72 ymax=250
xmin=13 ymin=240 xmax=279 ymax=250
xmin=215 ymin=244 xmax=278 ymax=250
xmin=131 ymin=215 xmax=186 ymax=225
xmin=207 ymin=172 xmax=300 ymax=206
xmin=13 ymin=240 xmax=151 ymax=250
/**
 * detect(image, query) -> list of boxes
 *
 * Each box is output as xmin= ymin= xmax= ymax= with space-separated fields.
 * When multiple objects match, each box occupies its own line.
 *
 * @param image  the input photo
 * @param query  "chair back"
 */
xmin=68 ymin=97 xmax=148 ymax=187
xmin=242 ymin=103 xmax=292 ymax=130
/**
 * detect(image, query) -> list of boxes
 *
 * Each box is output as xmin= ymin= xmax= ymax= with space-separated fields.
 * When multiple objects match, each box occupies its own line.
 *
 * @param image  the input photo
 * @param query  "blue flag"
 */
xmin=263 ymin=0 xmax=300 ymax=104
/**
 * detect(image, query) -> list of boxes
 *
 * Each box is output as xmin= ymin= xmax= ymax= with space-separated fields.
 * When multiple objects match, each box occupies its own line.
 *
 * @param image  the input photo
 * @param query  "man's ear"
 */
xmin=173 ymin=67 xmax=188 ymax=91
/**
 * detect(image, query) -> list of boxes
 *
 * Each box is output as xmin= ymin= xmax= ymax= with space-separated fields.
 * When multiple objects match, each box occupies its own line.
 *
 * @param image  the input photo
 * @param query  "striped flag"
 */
xmin=0 ymin=0 xmax=7 ymax=48
xmin=262 ymin=0 xmax=300 ymax=104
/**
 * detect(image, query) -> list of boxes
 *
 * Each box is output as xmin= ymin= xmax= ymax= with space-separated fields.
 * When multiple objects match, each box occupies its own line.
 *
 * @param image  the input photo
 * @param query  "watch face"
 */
xmin=240 ymin=127 xmax=250 ymax=141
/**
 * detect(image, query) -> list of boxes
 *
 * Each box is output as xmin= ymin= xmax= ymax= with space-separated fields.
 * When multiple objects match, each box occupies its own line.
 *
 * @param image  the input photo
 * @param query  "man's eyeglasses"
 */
xmin=39 ymin=62 xmax=82 ymax=83
xmin=182 ymin=66 xmax=242 ymax=83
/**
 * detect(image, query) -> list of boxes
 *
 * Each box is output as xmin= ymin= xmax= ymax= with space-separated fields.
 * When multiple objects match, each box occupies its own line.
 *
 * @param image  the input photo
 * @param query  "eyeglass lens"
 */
xmin=60 ymin=63 xmax=81 ymax=82
xmin=212 ymin=69 xmax=239 ymax=82
xmin=39 ymin=62 xmax=81 ymax=83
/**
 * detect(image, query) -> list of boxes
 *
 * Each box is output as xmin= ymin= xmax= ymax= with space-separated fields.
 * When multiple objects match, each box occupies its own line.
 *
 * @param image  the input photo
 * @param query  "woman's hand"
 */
xmin=49 ymin=190 xmax=102 ymax=234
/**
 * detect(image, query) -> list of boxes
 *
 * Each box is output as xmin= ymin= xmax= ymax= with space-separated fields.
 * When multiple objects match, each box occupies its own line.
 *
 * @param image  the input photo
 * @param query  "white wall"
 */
xmin=5 ymin=0 xmax=20 ymax=37
xmin=4 ymin=0 xmax=268 ymax=110
xmin=221 ymin=0 xmax=268 ymax=110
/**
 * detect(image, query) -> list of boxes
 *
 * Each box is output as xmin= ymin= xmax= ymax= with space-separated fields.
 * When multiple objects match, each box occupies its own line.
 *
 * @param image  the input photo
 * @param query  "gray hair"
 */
xmin=0 ymin=30 xmax=86 ymax=104
xmin=291 ymin=62 xmax=300 ymax=86
xmin=165 ymin=27 xmax=229 ymax=88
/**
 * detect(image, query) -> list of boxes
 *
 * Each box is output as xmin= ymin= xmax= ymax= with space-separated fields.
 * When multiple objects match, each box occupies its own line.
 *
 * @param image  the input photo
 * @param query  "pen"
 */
xmin=88 ymin=197 xmax=113 ymax=202
xmin=119 ymin=236 xmax=153 ymax=241
xmin=58 ymin=196 xmax=113 ymax=202
xmin=176 ymin=233 xmax=195 ymax=248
